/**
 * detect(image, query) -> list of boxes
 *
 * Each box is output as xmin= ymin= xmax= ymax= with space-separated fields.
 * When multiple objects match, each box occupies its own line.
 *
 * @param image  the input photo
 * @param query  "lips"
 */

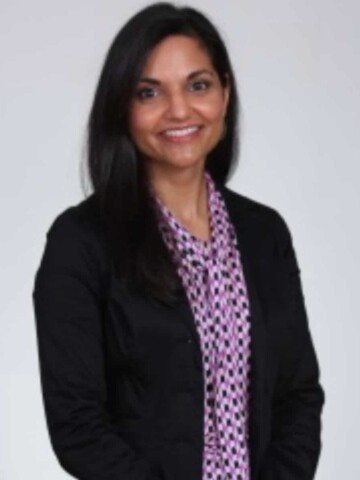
xmin=160 ymin=125 xmax=203 ymax=142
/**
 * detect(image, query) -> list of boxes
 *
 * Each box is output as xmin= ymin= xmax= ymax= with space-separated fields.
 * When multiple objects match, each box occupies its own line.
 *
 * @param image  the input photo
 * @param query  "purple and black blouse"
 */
xmin=150 ymin=170 xmax=252 ymax=480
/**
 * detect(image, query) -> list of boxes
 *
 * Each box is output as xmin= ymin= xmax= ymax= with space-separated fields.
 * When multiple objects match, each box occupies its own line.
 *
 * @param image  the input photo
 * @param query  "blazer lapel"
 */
xmin=165 ymin=184 xmax=268 ymax=478
xmin=220 ymin=185 xmax=267 ymax=478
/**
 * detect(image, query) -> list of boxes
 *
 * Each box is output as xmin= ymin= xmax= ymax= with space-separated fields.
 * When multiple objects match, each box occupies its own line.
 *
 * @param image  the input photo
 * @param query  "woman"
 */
xmin=33 ymin=3 xmax=325 ymax=480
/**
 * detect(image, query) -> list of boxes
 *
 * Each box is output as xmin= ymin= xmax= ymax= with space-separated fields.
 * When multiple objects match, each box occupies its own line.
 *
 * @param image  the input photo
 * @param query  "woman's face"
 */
xmin=128 ymin=35 xmax=230 ymax=175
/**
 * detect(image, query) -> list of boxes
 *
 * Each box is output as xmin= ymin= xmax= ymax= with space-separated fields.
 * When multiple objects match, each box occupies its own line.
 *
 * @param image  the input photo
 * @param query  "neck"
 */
xmin=148 ymin=167 xmax=208 ymax=223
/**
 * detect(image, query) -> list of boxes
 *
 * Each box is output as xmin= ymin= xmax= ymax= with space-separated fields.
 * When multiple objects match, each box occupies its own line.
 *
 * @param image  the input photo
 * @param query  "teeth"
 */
xmin=164 ymin=126 xmax=199 ymax=137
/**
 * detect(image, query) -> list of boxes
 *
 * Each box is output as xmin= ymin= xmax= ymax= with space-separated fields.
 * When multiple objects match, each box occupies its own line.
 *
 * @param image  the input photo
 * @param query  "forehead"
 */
xmin=140 ymin=35 xmax=214 ymax=77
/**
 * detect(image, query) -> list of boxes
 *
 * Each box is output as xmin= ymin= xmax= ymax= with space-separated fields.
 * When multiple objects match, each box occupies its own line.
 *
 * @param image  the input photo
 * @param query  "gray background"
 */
xmin=1 ymin=0 xmax=359 ymax=478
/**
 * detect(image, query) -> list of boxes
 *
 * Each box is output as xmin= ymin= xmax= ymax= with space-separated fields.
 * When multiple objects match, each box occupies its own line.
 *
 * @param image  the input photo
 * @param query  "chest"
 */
xmin=101 ymin=233 xmax=290 ymax=388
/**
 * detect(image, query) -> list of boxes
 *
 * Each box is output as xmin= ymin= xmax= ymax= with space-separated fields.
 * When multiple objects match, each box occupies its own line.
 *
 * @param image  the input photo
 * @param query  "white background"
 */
xmin=1 ymin=0 xmax=359 ymax=478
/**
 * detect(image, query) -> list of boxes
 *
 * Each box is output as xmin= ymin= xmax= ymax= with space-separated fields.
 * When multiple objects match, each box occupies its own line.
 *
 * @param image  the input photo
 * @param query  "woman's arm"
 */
xmin=259 ymin=212 xmax=325 ymax=480
xmin=32 ymin=208 xmax=160 ymax=480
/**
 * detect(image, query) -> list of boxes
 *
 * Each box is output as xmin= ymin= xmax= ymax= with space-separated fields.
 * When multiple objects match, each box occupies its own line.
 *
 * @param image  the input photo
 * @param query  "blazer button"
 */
xmin=186 ymin=337 xmax=193 ymax=344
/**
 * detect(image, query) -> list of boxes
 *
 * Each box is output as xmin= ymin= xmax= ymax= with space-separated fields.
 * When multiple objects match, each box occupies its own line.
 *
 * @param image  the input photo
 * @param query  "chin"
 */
xmin=143 ymin=149 xmax=208 ymax=172
xmin=166 ymin=157 xmax=205 ymax=169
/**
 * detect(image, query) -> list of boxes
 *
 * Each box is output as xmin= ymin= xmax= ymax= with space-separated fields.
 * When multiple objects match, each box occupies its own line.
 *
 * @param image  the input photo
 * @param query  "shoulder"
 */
xmin=44 ymin=193 xmax=110 ymax=260
xmin=35 ymin=194 xmax=110 ymax=292
xmin=220 ymin=186 xmax=300 ymax=279
xmin=220 ymin=185 xmax=292 ymax=243
xmin=46 ymin=193 xmax=103 ymax=241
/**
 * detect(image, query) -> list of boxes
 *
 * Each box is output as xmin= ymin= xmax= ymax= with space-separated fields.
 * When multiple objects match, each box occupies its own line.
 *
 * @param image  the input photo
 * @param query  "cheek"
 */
xmin=198 ymin=95 xmax=227 ymax=123
xmin=129 ymin=107 xmax=156 ymax=140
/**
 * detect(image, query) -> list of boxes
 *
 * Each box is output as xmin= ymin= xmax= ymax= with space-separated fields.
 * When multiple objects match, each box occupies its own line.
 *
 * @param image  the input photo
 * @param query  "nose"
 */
xmin=165 ymin=91 xmax=191 ymax=121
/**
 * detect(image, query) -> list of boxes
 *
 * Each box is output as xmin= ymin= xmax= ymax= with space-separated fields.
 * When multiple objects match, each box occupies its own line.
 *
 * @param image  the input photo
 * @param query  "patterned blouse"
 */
xmin=150 ymin=170 xmax=252 ymax=480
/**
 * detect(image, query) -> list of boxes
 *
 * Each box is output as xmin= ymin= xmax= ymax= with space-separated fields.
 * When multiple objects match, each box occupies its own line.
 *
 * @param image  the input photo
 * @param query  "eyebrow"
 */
xmin=138 ymin=69 xmax=215 ymax=85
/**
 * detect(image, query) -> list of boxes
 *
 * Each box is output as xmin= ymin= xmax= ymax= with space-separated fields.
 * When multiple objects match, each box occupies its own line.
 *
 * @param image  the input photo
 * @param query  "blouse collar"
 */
xmin=150 ymin=171 xmax=233 ymax=270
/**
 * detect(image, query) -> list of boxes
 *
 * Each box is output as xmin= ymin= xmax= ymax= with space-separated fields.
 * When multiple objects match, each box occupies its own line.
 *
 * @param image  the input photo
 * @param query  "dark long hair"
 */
xmin=85 ymin=2 xmax=240 ymax=303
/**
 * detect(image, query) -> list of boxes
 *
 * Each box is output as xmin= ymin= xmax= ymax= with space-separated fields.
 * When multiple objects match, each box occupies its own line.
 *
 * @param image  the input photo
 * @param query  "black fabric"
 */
xmin=32 ymin=185 xmax=325 ymax=480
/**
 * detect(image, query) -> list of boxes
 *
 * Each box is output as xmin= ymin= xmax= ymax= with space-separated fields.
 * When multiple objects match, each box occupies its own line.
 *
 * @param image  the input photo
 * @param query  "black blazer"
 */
xmin=32 ymin=184 xmax=325 ymax=480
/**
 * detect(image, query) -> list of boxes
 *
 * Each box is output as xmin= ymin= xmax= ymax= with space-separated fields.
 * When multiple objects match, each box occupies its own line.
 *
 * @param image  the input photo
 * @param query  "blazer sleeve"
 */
xmin=258 ymin=211 xmax=325 ymax=480
xmin=32 ymin=209 xmax=161 ymax=480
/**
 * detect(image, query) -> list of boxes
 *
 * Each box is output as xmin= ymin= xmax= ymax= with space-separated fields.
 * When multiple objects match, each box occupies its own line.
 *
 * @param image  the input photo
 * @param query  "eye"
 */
xmin=190 ymin=80 xmax=212 ymax=92
xmin=135 ymin=87 xmax=158 ymax=100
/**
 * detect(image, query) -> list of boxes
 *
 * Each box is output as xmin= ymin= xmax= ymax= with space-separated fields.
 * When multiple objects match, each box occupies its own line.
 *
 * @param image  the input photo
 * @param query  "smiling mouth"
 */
xmin=160 ymin=125 xmax=203 ymax=140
